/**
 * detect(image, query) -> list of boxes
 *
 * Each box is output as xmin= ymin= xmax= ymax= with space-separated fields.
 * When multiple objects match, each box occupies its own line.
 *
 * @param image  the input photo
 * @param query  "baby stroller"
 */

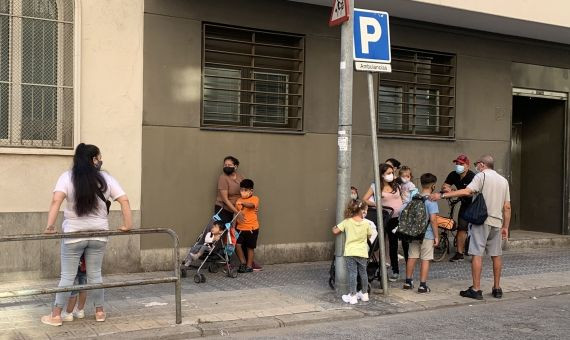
xmin=328 ymin=207 xmax=394 ymax=293
xmin=181 ymin=209 xmax=241 ymax=283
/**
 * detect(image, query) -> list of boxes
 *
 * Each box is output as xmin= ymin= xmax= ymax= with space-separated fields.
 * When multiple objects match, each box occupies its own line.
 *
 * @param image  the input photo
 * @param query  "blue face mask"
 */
xmin=455 ymin=164 xmax=465 ymax=174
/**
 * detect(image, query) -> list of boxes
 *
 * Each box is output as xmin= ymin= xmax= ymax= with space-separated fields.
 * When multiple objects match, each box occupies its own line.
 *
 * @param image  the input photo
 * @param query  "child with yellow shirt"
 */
xmin=332 ymin=199 xmax=372 ymax=304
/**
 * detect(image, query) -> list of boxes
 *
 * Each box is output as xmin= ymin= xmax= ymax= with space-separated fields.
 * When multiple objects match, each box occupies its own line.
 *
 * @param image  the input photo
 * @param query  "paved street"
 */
xmin=222 ymin=292 xmax=570 ymax=339
xmin=1 ymin=248 xmax=570 ymax=339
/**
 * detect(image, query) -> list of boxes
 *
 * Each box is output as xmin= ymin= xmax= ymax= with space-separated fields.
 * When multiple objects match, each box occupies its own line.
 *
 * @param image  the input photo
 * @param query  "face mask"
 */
xmin=350 ymin=193 xmax=358 ymax=200
xmin=362 ymin=211 xmax=367 ymax=219
xmin=223 ymin=166 xmax=235 ymax=175
xmin=383 ymin=174 xmax=394 ymax=183
xmin=95 ymin=161 xmax=102 ymax=171
xmin=455 ymin=164 xmax=465 ymax=174
xmin=400 ymin=177 xmax=409 ymax=184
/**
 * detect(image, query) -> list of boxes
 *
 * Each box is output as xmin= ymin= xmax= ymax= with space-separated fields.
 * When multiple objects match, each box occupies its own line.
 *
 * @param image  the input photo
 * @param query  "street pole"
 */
xmin=367 ymin=72 xmax=389 ymax=295
xmin=334 ymin=0 xmax=354 ymax=295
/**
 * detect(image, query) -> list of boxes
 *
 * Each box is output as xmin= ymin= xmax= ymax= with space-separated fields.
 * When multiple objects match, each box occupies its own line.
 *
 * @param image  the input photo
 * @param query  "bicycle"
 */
xmin=433 ymin=198 xmax=461 ymax=262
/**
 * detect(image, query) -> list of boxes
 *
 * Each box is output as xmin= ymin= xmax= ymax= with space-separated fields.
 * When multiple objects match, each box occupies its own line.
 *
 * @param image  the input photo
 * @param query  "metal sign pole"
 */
xmin=334 ymin=0 xmax=354 ymax=295
xmin=367 ymin=72 xmax=388 ymax=295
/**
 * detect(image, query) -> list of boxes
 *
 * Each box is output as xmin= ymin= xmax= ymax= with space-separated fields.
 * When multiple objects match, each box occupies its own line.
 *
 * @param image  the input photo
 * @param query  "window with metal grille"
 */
xmin=202 ymin=24 xmax=304 ymax=131
xmin=378 ymin=48 xmax=456 ymax=139
xmin=0 ymin=0 xmax=75 ymax=149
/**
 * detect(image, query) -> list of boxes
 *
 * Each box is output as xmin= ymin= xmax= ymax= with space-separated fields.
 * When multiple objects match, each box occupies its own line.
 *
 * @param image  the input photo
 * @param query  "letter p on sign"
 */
xmin=359 ymin=17 xmax=381 ymax=54
xmin=353 ymin=9 xmax=391 ymax=63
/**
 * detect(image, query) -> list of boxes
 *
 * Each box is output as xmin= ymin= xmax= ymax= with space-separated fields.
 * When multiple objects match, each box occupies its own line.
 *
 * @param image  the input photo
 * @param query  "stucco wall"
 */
xmin=141 ymin=0 xmax=570 ymax=265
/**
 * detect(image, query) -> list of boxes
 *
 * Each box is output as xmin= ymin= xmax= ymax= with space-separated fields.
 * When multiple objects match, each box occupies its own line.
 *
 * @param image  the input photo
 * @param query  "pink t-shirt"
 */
xmin=381 ymin=188 xmax=403 ymax=217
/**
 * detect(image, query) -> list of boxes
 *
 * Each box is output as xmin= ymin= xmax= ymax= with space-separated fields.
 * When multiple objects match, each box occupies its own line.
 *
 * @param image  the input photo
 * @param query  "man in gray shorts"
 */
xmin=431 ymin=155 xmax=511 ymax=300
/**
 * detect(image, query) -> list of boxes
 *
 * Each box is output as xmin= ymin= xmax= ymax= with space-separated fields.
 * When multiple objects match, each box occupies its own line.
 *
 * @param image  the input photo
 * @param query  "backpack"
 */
xmin=398 ymin=194 xmax=429 ymax=241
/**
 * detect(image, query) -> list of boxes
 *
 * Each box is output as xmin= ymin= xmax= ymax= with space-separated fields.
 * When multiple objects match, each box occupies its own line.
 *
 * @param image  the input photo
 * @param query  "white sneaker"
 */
xmin=341 ymin=294 xmax=358 ymax=304
xmin=356 ymin=291 xmax=369 ymax=302
xmin=60 ymin=311 xmax=73 ymax=322
xmin=73 ymin=309 xmax=85 ymax=319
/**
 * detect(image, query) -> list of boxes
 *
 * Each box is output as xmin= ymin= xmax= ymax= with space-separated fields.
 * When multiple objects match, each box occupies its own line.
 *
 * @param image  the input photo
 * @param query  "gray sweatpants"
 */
xmin=346 ymin=256 xmax=368 ymax=295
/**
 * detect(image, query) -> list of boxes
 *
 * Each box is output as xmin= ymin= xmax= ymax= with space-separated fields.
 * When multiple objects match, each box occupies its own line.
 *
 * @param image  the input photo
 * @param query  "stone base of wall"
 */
xmin=0 ymin=211 xmax=141 ymax=280
xmin=140 ymin=241 xmax=334 ymax=272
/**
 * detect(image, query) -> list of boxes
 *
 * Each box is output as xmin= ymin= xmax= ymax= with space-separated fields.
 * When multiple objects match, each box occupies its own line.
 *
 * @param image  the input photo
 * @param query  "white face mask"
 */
xmin=455 ymin=164 xmax=465 ymax=174
xmin=400 ymin=177 xmax=409 ymax=184
xmin=383 ymin=174 xmax=394 ymax=183
xmin=350 ymin=193 xmax=358 ymax=200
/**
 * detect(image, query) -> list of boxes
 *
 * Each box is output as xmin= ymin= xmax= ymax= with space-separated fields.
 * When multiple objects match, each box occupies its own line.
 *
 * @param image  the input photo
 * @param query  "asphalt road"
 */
xmin=212 ymin=293 xmax=570 ymax=339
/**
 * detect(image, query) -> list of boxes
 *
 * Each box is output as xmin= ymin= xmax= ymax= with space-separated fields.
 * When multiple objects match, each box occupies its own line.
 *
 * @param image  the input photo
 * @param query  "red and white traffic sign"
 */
xmin=329 ymin=0 xmax=350 ymax=26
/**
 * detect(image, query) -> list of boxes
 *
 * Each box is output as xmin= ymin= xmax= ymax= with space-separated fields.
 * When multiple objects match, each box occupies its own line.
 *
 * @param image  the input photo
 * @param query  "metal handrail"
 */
xmin=0 ymin=228 xmax=182 ymax=324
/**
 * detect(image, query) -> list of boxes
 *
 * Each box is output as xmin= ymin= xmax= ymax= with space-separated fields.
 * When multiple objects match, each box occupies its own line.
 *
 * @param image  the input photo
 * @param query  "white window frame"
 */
xmin=0 ymin=0 xmax=80 ymax=155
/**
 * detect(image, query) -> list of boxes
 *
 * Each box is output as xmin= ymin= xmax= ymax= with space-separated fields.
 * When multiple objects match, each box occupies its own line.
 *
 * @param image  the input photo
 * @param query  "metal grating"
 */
xmin=378 ymin=48 xmax=456 ymax=139
xmin=202 ymin=23 xmax=304 ymax=131
xmin=0 ymin=0 xmax=74 ymax=149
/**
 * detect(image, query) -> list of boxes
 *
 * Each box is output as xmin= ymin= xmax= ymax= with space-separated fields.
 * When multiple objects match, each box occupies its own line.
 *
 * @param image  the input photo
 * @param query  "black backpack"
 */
xmin=398 ymin=194 xmax=429 ymax=241
xmin=461 ymin=173 xmax=488 ymax=225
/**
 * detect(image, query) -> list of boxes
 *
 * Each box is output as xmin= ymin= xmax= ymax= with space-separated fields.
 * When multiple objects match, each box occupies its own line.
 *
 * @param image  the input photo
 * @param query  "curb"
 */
xmin=89 ymin=285 xmax=570 ymax=339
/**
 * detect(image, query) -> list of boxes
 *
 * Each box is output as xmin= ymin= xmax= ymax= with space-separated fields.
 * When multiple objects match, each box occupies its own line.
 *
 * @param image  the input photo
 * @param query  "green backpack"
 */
xmin=398 ymin=194 xmax=429 ymax=241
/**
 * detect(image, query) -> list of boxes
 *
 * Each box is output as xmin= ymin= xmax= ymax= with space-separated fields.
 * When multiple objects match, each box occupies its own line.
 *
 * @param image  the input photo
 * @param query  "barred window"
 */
xmin=0 ymin=0 xmax=75 ymax=149
xmin=202 ymin=24 xmax=304 ymax=131
xmin=378 ymin=48 xmax=456 ymax=139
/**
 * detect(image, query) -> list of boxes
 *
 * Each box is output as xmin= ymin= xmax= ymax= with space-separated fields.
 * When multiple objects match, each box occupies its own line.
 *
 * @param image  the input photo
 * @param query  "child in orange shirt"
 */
xmin=235 ymin=179 xmax=260 ymax=273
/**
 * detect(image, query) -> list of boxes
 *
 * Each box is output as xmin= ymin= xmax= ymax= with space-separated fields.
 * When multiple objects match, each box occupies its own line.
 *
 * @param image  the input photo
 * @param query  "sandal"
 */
xmin=41 ymin=314 xmax=62 ymax=326
xmin=95 ymin=311 xmax=106 ymax=322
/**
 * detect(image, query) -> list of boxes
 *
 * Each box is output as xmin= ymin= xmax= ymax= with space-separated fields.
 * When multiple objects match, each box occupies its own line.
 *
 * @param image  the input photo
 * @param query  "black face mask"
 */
xmin=223 ymin=167 xmax=235 ymax=175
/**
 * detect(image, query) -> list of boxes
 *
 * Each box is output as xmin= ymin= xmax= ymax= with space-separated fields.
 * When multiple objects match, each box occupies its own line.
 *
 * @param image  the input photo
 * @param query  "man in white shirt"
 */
xmin=430 ymin=155 xmax=511 ymax=300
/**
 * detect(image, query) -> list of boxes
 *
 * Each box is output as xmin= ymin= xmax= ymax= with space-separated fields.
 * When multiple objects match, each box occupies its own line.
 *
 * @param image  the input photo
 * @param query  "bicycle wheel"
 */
xmin=433 ymin=233 xmax=449 ymax=262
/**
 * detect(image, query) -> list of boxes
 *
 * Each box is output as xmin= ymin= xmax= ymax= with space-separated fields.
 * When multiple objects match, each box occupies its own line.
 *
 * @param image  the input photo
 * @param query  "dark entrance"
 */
xmin=511 ymin=95 xmax=566 ymax=234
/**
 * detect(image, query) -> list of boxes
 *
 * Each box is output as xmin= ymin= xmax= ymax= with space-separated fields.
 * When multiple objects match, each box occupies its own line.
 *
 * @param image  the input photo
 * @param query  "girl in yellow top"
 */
xmin=332 ymin=199 xmax=372 ymax=305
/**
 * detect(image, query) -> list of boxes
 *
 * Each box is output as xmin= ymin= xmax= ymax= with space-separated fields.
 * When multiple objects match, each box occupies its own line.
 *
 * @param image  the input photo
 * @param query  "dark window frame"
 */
xmin=378 ymin=47 xmax=456 ymax=140
xmin=201 ymin=23 xmax=305 ymax=132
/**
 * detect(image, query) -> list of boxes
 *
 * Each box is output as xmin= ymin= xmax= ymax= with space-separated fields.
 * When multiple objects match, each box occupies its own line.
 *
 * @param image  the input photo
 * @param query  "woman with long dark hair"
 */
xmin=41 ymin=143 xmax=132 ymax=326
xmin=363 ymin=163 xmax=408 ymax=282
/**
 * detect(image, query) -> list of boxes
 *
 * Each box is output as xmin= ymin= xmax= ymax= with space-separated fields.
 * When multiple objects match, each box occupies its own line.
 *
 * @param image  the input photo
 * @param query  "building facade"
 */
xmin=1 ymin=0 xmax=569 ymax=278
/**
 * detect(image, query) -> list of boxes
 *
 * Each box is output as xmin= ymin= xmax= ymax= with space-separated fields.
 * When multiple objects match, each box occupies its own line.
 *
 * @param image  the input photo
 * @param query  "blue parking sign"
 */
xmin=353 ymin=9 xmax=391 ymax=63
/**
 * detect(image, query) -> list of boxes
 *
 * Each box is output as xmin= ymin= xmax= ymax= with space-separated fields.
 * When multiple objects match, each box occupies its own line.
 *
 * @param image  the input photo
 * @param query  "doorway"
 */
xmin=511 ymin=91 xmax=567 ymax=234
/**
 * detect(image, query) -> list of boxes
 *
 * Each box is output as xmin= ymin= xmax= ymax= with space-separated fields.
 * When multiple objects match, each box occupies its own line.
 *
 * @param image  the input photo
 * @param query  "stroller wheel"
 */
xmin=181 ymin=268 xmax=187 ymax=278
xmin=229 ymin=267 xmax=238 ymax=278
xmin=200 ymin=273 xmax=207 ymax=283
xmin=208 ymin=263 xmax=219 ymax=273
xmin=193 ymin=274 xmax=201 ymax=284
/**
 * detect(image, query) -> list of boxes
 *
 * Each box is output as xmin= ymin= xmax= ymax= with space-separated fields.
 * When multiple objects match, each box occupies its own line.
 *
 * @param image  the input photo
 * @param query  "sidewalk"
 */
xmin=2 ymin=248 xmax=570 ymax=339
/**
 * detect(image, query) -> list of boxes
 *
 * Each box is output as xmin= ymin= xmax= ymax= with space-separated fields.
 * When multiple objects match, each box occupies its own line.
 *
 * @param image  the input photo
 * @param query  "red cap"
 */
xmin=452 ymin=154 xmax=469 ymax=165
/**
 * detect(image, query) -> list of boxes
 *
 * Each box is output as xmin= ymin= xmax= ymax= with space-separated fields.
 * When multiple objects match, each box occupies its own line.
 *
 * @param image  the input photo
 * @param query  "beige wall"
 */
xmin=412 ymin=0 xmax=570 ymax=28
xmin=0 ymin=0 xmax=144 ymax=213
xmin=0 ymin=0 xmax=144 ymax=278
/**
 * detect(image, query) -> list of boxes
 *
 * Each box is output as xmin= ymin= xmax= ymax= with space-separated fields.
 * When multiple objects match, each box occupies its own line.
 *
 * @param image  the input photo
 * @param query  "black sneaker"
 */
xmin=403 ymin=281 xmax=414 ymax=290
xmin=449 ymin=253 xmax=464 ymax=262
xmin=492 ymin=287 xmax=503 ymax=299
xmin=460 ymin=287 xmax=483 ymax=300
xmin=418 ymin=285 xmax=431 ymax=294
xmin=237 ymin=264 xmax=247 ymax=273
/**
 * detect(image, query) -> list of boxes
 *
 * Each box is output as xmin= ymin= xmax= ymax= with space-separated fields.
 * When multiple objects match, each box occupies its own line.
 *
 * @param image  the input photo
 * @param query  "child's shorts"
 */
xmin=71 ymin=271 xmax=87 ymax=297
xmin=237 ymin=229 xmax=259 ymax=249
xmin=408 ymin=238 xmax=434 ymax=261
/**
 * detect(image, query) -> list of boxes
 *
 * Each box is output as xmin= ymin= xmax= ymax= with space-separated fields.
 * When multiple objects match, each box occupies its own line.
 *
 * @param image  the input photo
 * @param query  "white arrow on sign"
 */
xmin=329 ymin=0 xmax=350 ymax=27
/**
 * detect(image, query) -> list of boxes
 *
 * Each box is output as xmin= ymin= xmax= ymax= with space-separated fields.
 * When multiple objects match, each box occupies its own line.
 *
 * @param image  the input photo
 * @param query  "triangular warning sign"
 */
xmin=329 ymin=0 xmax=349 ymax=27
